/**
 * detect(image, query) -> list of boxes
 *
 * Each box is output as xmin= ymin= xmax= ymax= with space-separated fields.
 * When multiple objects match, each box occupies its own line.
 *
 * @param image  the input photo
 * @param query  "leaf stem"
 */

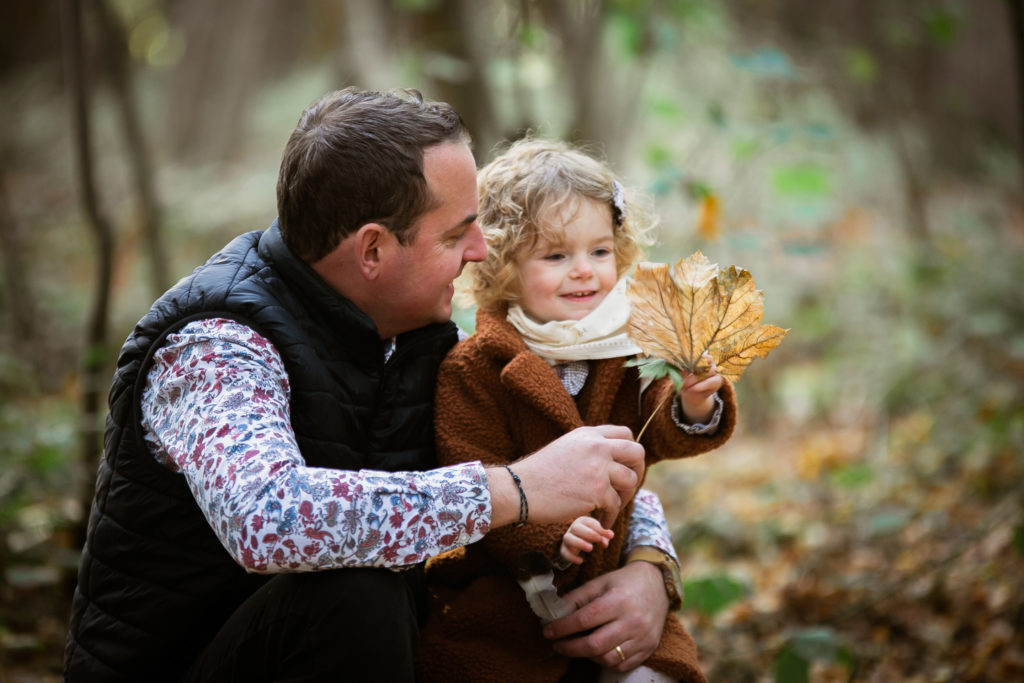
xmin=636 ymin=393 xmax=671 ymax=441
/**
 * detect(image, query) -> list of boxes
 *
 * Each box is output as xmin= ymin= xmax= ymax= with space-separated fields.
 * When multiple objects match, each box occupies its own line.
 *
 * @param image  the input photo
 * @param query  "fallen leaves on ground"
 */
xmin=647 ymin=423 xmax=1024 ymax=682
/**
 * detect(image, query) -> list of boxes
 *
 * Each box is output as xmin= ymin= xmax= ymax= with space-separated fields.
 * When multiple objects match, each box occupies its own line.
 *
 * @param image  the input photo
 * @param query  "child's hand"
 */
xmin=678 ymin=353 xmax=724 ymax=424
xmin=559 ymin=516 xmax=614 ymax=566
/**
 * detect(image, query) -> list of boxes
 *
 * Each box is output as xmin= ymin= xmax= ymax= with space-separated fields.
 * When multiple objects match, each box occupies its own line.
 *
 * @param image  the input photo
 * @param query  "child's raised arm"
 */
xmin=678 ymin=353 xmax=725 ymax=424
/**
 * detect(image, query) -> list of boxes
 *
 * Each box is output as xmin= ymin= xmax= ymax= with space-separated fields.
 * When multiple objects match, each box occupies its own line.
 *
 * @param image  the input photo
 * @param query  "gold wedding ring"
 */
xmin=615 ymin=645 xmax=626 ymax=662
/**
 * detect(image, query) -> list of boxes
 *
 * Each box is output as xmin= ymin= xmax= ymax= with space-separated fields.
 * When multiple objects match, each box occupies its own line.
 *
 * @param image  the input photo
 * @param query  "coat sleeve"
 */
xmin=434 ymin=346 xmax=569 ymax=569
xmin=637 ymin=376 xmax=738 ymax=466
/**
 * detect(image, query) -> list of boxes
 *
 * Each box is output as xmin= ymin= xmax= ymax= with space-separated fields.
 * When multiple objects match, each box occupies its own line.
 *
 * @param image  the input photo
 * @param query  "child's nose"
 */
xmin=569 ymin=256 xmax=593 ymax=278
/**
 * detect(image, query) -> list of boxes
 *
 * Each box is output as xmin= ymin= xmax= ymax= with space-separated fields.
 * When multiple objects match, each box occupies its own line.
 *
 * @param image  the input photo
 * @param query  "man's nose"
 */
xmin=463 ymin=222 xmax=487 ymax=263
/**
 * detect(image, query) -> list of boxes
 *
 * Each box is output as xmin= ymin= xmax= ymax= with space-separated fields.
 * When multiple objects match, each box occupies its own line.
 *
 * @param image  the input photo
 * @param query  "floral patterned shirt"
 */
xmin=140 ymin=318 xmax=676 ymax=573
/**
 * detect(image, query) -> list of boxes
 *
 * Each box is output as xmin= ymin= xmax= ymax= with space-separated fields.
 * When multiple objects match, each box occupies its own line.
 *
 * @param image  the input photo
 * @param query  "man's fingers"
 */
xmin=542 ymin=582 xmax=608 ymax=640
xmin=609 ymin=437 xmax=645 ymax=480
xmin=590 ymin=424 xmax=635 ymax=440
xmin=609 ymin=461 xmax=639 ymax=501
xmin=593 ymin=457 xmax=641 ymax=527
xmin=504 ymin=425 xmax=645 ymax=528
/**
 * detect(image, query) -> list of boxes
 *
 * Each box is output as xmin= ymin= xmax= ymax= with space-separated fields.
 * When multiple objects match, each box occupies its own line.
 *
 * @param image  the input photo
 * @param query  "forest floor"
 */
xmin=648 ymin=424 xmax=1024 ymax=682
xmin=1 ymin=423 xmax=1022 ymax=682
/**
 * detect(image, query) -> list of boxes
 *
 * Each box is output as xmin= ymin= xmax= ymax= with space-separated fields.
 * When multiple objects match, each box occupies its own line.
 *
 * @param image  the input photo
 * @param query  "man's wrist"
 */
xmin=485 ymin=466 xmax=519 ymax=528
xmin=625 ymin=546 xmax=684 ymax=611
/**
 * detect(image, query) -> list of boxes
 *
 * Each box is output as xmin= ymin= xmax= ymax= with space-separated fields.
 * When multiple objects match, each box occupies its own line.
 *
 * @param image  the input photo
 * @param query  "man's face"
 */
xmin=379 ymin=141 xmax=486 ymax=337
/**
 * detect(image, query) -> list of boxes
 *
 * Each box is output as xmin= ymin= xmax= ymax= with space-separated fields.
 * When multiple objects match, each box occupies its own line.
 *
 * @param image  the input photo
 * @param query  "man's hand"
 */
xmin=488 ymin=425 xmax=645 ymax=529
xmin=541 ymin=561 xmax=669 ymax=672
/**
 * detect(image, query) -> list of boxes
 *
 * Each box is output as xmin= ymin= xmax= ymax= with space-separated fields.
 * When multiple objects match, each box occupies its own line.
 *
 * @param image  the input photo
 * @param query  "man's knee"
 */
xmin=269 ymin=569 xmax=421 ymax=679
xmin=275 ymin=568 xmax=419 ymax=629
xmin=184 ymin=568 xmax=422 ymax=682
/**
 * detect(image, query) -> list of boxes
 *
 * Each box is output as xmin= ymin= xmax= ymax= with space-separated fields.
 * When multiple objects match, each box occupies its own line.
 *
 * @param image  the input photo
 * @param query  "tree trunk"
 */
xmin=416 ymin=0 xmax=501 ymax=160
xmin=1007 ymin=0 xmax=1024 ymax=178
xmin=542 ymin=0 xmax=607 ymax=145
xmin=0 ymin=173 xmax=40 ymax=377
xmin=339 ymin=0 xmax=401 ymax=89
xmin=60 ymin=0 xmax=116 ymax=549
xmin=91 ymin=0 xmax=170 ymax=296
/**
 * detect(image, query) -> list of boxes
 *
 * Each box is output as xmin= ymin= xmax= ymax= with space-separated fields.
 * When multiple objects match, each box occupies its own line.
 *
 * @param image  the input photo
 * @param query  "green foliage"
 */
xmin=922 ymin=7 xmax=960 ymax=45
xmin=606 ymin=9 xmax=647 ymax=57
xmin=394 ymin=0 xmax=438 ymax=10
xmin=771 ymin=163 xmax=831 ymax=198
xmin=731 ymin=138 xmax=760 ymax=161
xmin=829 ymin=462 xmax=874 ymax=490
xmin=680 ymin=573 xmax=747 ymax=617
xmin=845 ymin=46 xmax=879 ymax=84
xmin=0 ymin=398 xmax=77 ymax=530
xmin=517 ymin=22 xmax=546 ymax=50
xmin=774 ymin=628 xmax=854 ymax=683
xmin=773 ymin=645 xmax=809 ymax=683
xmin=649 ymin=97 xmax=684 ymax=121
xmin=685 ymin=180 xmax=712 ymax=200
xmin=624 ymin=357 xmax=685 ymax=391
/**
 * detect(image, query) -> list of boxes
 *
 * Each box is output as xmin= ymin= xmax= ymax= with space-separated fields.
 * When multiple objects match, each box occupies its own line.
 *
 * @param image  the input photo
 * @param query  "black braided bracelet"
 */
xmin=503 ymin=464 xmax=528 ymax=526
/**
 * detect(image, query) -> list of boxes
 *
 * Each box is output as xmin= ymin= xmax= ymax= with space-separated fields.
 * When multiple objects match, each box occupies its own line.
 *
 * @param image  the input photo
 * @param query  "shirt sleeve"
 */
xmin=140 ymin=318 xmax=492 ymax=573
xmin=623 ymin=487 xmax=679 ymax=563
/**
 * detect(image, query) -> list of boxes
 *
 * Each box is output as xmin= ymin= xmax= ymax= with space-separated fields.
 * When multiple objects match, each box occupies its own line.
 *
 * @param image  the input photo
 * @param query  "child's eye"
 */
xmin=543 ymin=252 xmax=566 ymax=261
xmin=593 ymin=247 xmax=613 ymax=257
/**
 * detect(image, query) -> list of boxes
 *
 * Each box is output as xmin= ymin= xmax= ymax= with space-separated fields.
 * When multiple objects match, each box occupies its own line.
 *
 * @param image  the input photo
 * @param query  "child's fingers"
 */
xmin=682 ymin=372 xmax=723 ymax=397
xmin=564 ymin=532 xmax=594 ymax=553
xmin=576 ymin=528 xmax=605 ymax=545
xmin=682 ymin=354 xmax=720 ymax=385
xmin=579 ymin=516 xmax=615 ymax=537
xmin=559 ymin=546 xmax=584 ymax=565
xmin=576 ymin=523 xmax=614 ymax=546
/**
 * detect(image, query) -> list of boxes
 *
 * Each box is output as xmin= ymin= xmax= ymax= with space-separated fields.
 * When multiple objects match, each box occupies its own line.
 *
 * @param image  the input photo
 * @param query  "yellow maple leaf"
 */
xmin=626 ymin=251 xmax=789 ymax=383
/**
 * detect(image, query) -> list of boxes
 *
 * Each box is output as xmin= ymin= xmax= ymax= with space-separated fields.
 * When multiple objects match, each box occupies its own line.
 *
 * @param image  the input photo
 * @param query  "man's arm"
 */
xmin=143 ymin=319 xmax=643 ymax=572
xmin=142 ymin=319 xmax=493 ymax=571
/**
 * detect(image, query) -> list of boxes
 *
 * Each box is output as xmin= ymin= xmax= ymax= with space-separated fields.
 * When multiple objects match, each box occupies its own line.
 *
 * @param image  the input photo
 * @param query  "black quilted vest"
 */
xmin=64 ymin=222 xmax=458 ymax=682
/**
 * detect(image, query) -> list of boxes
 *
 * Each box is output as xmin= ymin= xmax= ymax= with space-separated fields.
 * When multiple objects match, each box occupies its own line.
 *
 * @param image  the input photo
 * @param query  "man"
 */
xmin=65 ymin=88 xmax=680 ymax=681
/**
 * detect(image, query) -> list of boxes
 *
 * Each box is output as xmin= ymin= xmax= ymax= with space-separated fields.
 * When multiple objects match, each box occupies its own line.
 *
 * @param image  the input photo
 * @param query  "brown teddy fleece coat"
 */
xmin=416 ymin=307 xmax=737 ymax=682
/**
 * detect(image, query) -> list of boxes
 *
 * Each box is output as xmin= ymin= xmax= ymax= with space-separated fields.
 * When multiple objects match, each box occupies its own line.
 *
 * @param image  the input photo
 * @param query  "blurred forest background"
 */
xmin=1 ymin=0 xmax=1023 ymax=681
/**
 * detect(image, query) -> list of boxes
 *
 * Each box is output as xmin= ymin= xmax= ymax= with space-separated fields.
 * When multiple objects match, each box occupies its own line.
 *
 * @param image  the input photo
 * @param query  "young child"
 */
xmin=417 ymin=138 xmax=737 ymax=682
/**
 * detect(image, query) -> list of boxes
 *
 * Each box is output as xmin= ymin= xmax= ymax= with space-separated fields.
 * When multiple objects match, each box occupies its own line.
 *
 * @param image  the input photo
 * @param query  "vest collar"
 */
xmin=259 ymin=219 xmax=382 ymax=350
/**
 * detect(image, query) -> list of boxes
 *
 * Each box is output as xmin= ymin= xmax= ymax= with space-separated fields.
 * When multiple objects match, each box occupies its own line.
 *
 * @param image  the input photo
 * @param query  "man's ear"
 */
xmin=353 ymin=223 xmax=390 ymax=280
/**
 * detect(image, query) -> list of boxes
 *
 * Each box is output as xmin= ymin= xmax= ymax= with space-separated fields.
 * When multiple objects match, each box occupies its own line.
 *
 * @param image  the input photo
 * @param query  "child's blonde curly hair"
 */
xmin=466 ymin=137 xmax=656 ymax=312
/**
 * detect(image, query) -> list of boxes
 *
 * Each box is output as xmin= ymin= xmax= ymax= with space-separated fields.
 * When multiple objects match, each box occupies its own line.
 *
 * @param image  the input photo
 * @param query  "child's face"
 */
xmin=518 ymin=197 xmax=618 ymax=323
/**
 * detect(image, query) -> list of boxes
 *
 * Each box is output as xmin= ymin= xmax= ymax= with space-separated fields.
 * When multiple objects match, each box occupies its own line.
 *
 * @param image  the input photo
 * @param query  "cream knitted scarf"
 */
xmin=506 ymin=278 xmax=641 ymax=362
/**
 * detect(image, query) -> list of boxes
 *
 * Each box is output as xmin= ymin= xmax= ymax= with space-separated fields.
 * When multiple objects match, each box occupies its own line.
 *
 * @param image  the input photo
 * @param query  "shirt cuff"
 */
xmin=622 ymin=488 xmax=678 ymax=562
xmin=670 ymin=391 xmax=723 ymax=435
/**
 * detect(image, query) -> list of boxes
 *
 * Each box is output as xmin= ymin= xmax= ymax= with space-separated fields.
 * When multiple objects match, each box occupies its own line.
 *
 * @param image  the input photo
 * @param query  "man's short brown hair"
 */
xmin=276 ymin=88 xmax=471 ymax=263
